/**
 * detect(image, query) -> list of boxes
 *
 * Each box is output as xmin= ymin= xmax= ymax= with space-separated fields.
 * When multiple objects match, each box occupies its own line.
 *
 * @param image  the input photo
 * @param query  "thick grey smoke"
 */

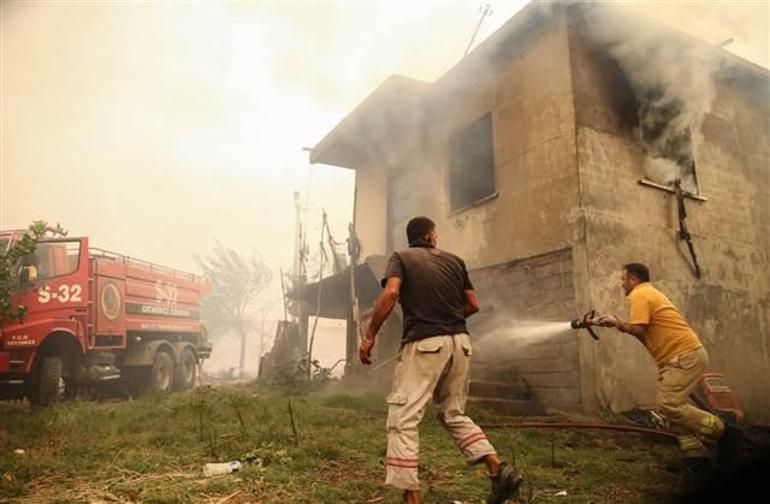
xmin=581 ymin=3 xmax=719 ymax=193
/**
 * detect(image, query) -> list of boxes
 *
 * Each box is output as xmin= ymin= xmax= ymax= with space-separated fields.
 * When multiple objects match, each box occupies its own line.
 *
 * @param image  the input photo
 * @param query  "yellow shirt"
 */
xmin=626 ymin=282 xmax=702 ymax=367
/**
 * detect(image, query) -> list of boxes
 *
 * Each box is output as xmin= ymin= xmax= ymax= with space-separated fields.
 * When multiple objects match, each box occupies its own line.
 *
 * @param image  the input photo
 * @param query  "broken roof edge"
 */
xmin=309 ymin=74 xmax=430 ymax=169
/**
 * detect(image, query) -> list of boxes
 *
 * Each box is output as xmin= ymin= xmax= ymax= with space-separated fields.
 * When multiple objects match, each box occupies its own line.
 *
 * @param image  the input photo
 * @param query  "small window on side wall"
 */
xmin=449 ymin=113 xmax=496 ymax=211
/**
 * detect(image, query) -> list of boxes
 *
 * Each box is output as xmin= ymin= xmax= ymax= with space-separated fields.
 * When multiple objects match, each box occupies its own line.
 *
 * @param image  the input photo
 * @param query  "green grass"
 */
xmin=0 ymin=385 xmax=680 ymax=503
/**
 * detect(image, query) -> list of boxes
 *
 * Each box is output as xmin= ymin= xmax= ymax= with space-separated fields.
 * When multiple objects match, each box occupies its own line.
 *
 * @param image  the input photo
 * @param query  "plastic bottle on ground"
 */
xmin=203 ymin=460 xmax=242 ymax=477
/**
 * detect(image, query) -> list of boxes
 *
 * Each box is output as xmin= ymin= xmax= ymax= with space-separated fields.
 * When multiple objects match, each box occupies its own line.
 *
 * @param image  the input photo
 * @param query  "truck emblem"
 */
xmin=100 ymin=282 xmax=121 ymax=320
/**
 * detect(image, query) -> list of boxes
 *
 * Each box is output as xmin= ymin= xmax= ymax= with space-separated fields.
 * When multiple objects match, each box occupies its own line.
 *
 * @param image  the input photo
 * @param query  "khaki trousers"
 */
xmin=657 ymin=347 xmax=724 ymax=454
xmin=385 ymin=333 xmax=497 ymax=490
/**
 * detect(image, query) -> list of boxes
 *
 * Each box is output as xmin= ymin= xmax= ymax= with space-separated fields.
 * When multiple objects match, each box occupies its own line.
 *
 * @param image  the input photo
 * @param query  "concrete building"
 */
xmin=307 ymin=2 xmax=770 ymax=420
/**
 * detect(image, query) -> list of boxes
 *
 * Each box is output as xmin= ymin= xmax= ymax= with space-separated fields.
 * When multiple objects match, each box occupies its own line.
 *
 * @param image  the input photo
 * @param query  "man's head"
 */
xmin=621 ymin=262 xmax=650 ymax=295
xmin=406 ymin=216 xmax=437 ymax=246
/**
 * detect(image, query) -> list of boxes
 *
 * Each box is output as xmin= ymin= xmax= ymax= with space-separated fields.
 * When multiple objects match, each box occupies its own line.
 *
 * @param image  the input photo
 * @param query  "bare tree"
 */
xmin=195 ymin=244 xmax=273 ymax=376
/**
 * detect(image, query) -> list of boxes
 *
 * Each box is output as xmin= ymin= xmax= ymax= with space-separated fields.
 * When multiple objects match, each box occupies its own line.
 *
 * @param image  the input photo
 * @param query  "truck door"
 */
xmin=92 ymin=259 xmax=127 ymax=348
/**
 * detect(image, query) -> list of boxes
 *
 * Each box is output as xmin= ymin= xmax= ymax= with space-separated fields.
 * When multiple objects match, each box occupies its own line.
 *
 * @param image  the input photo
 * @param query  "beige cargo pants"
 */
xmin=385 ymin=333 xmax=497 ymax=490
xmin=657 ymin=347 xmax=724 ymax=455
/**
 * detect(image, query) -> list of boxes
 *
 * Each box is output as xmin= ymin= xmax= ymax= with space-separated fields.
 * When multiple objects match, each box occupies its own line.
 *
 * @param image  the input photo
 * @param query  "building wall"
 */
xmin=567 ymin=26 xmax=770 ymax=420
xmin=350 ymin=7 xmax=770 ymax=419
xmin=354 ymin=163 xmax=389 ymax=258
xmin=468 ymin=248 xmax=582 ymax=409
xmin=353 ymin=11 xmax=581 ymax=270
xmin=429 ymin=13 xmax=581 ymax=270
xmin=349 ymin=11 xmax=592 ymax=411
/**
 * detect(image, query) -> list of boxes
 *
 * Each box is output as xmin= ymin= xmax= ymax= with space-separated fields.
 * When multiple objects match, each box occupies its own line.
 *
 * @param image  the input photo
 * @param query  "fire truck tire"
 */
xmin=33 ymin=357 xmax=64 ymax=406
xmin=150 ymin=351 xmax=174 ymax=394
xmin=174 ymin=348 xmax=197 ymax=390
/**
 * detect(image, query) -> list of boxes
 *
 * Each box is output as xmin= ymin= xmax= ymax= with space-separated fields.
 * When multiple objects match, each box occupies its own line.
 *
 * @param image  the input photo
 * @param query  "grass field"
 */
xmin=0 ymin=384 xmax=682 ymax=503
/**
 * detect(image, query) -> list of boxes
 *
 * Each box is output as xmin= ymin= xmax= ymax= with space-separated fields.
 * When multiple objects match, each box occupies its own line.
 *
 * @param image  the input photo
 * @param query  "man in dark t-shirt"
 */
xmin=383 ymin=244 xmax=472 ymax=342
xmin=359 ymin=217 xmax=522 ymax=504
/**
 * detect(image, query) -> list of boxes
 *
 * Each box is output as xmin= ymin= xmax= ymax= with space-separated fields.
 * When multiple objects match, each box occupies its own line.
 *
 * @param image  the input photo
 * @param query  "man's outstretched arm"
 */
xmin=359 ymin=277 xmax=401 ymax=364
xmin=596 ymin=314 xmax=647 ymax=340
xmin=617 ymin=320 xmax=647 ymax=339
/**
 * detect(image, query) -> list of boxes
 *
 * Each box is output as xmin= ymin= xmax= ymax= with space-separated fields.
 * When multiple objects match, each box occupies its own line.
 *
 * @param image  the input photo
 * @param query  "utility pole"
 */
xmin=347 ymin=222 xmax=362 ymax=372
xmin=291 ymin=191 xmax=309 ymax=361
xmin=464 ymin=3 xmax=493 ymax=57
xmin=292 ymin=191 xmax=302 ymax=279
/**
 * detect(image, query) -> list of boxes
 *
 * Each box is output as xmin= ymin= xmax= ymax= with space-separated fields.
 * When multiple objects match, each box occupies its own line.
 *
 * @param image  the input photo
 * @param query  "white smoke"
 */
xmin=470 ymin=311 xmax=574 ymax=362
xmin=580 ymin=2 xmax=720 ymax=192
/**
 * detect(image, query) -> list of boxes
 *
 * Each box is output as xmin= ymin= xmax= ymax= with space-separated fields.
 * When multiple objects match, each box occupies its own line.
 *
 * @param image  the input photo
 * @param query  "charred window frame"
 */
xmin=448 ymin=113 xmax=497 ymax=212
xmin=636 ymin=89 xmax=699 ymax=195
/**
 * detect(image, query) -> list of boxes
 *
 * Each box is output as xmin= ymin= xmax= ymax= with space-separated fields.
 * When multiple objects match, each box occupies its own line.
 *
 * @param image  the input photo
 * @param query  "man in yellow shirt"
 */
xmin=597 ymin=263 xmax=725 ymax=458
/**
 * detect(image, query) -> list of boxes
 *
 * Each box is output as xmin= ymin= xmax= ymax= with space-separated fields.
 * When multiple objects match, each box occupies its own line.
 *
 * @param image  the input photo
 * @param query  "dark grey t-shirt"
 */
xmin=381 ymin=245 xmax=473 ymax=342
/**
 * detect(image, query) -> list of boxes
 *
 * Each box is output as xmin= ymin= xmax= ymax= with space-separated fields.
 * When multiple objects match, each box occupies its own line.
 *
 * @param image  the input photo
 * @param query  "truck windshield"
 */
xmin=25 ymin=241 xmax=81 ymax=280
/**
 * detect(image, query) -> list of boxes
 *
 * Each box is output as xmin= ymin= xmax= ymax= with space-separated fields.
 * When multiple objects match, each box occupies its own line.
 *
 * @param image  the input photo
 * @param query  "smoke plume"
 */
xmin=580 ymin=3 xmax=720 ymax=193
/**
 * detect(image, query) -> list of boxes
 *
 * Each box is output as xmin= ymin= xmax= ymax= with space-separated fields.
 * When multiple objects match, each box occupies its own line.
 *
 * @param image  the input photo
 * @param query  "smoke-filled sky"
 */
xmin=1 ymin=0 xmax=767 ymax=370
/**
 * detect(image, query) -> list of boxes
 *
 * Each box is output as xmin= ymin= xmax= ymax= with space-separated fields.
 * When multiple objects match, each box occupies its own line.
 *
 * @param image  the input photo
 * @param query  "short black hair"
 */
xmin=623 ymin=263 xmax=650 ymax=282
xmin=406 ymin=217 xmax=435 ymax=244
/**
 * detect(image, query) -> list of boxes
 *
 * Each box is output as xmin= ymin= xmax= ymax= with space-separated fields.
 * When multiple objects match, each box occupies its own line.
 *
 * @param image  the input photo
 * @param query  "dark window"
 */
xmin=449 ymin=113 xmax=496 ymax=211
xmin=636 ymin=89 xmax=698 ymax=194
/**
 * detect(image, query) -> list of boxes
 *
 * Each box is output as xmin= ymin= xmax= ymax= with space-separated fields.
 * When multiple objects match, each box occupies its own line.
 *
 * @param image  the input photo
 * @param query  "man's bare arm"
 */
xmin=597 ymin=314 xmax=647 ymax=340
xmin=617 ymin=321 xmax=647 ymax=339
xmin=463 ymin=289 xmax=480 ymax=317
xmin=365 ymin=277 xmax=402 ymax=340
xmin=359 ymin=277 xmax=401 ymax=365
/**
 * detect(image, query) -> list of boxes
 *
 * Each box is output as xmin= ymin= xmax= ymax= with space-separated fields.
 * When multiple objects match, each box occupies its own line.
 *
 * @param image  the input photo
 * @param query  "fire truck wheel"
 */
xmin=174 ymin=348 xmax=197 ymax=390
xmin=150 ymin=351 xmax=174 ymax=394
xmin=34 ymin=357 xmax=65 ymax=406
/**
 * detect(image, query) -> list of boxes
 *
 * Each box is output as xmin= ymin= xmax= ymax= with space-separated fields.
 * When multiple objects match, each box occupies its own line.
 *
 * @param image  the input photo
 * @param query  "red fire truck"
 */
xmin=0 ymin=230 xmax=211 ymax=405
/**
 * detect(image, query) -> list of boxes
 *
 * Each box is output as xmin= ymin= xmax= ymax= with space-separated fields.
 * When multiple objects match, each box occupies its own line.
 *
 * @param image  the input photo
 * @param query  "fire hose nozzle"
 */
xmin=571 ymin=309 xmax=600 ymax=340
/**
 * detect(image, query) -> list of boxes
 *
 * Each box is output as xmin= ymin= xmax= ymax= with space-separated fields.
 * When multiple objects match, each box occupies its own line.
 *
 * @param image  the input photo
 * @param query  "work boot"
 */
xmin=486 ymin=462 xmax=523 ymax=504
xmin=699 ymin=413 xmax=725 ymax=439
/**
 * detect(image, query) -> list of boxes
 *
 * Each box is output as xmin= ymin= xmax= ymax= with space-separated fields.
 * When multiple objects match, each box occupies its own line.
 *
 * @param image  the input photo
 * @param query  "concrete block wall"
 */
xmin=468 ymin=248 xmax=582 ymax=410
